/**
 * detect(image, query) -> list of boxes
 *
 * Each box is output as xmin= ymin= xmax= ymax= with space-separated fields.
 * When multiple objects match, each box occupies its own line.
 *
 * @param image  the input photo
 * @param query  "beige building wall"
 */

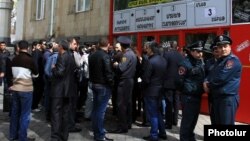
xmin=22 ymin=0 xmax=110 ymax=42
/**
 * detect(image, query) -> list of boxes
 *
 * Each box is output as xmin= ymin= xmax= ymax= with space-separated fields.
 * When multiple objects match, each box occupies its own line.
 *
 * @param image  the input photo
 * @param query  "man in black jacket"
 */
xmin=89 ymin=37 xmax=114 ymax=141
xmin=50 ymin=40 xmax=77 ymax=141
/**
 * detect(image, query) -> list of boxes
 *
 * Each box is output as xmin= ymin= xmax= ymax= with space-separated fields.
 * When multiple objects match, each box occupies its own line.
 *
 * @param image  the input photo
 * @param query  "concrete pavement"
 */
xmin=0 ymin=92 xmax=208 ymax=141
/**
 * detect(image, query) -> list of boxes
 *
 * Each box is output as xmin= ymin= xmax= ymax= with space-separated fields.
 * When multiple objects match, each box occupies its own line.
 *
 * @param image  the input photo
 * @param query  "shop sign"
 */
xmin=161 ymin=3 xmax=187 ymax=28
xmin=194 ymin=0 xmax=227 ymax=25
xmin=135 ymin=8 xmax=156 ymax=30
xmin=114 ymin=11 xmax=131 ymax=32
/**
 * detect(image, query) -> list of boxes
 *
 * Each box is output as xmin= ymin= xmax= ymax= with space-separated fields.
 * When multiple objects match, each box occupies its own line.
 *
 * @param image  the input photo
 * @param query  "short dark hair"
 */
xmin=58 ymin=40 xmax=69 ymax=50
xmin=67 ymin=37 xmax=79 ymax=44
xmin=148 ymin=41 xmax=159 ymax=54
xmin=0 ymin=41 xmax=6 ymax=44
xmin=18 ymin=40 xmax=29 ymax=49
xmin=98 ymin=37 xmax=109 ymax=47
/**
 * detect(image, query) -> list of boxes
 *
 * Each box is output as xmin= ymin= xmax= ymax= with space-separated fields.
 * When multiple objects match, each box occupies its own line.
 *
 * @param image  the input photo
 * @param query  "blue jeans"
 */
xmin=91 ymin=84 xmax=111 ymax=140
xmin=9 ymin=91 xmax=33 ymax=141
xmin=144 ymin=96 xmax=166 ymax=140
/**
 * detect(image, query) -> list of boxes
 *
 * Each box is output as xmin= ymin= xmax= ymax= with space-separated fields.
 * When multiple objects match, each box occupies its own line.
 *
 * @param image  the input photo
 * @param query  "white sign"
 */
xmin=195 ymin=0 xmax=227 ymax=25
xmin=161 ymin=3 xmax=187 ymax=28
xmin=135 ymin=8 xmax=156 ymax=31
xmin=114 ymin=11 xmax=131 ymax=32
xmin=204 ymin=7 xmax=216 ymax=17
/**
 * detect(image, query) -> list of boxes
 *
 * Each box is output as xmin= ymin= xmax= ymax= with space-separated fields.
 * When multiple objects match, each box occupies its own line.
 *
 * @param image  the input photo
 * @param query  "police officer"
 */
xmin=111 ymin=36 xmax=137 ymax=133
xmin=178 ymin=41 xmax=205 ymax=141
xmin=203 ymin=35 xmax=242 ymax=125
xmin=204 ymin=43 xmax=220 ymax=124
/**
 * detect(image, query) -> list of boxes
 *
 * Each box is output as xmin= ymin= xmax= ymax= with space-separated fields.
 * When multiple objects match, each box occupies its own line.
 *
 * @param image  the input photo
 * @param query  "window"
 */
xmin=36 ymin=0 xmax=45 ymax=20
xmin=76 ymin=0 xmax=91 ymax=12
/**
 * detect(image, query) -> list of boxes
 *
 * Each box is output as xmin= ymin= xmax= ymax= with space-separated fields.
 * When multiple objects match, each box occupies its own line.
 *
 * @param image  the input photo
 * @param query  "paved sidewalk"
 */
xmin=0 ymin=93 xmax=209 ymax=141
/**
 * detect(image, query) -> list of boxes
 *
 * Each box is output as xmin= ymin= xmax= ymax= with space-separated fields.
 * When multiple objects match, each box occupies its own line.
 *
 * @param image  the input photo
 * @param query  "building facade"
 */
xmin=15 ymin=0 xmax=111 ymax=43
xmin=0 ymin=0 xmax=13 ymax=44
xmin=110 ymin=0 xmax=250 ymax=124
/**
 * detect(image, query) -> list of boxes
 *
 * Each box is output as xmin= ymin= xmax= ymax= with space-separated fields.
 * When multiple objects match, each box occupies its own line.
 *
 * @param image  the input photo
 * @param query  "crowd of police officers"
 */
xmin=0 ymin=34 xmax=242 ymax=141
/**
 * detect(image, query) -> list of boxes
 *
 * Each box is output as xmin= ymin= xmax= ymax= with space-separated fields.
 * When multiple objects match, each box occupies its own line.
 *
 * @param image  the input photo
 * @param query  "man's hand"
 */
xmin=203 ymin=82 xmax=209 ymax=93
xmin=0 ymin=72 xmax=4 ymax=77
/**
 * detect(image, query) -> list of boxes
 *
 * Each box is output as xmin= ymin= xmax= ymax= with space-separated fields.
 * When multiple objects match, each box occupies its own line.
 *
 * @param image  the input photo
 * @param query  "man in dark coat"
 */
xmin=50 ymin=40 xmax=77 ymax=141
xmin=89 ymin=37 xmax=114 ymax=141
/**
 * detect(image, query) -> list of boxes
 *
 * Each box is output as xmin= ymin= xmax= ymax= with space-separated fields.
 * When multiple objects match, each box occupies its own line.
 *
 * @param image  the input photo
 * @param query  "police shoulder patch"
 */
xmin=121 ymin=57 xmax=127 ymax=63
xmin=178 ymin=66 xmax=186 ymax=75
xmin=225 ymin=60 xmax=234 ymax=69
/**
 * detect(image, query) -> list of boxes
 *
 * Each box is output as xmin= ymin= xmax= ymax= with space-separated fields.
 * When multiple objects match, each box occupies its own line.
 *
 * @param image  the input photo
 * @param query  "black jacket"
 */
xmin=89 ymin=49 xmax=114 ymax=86
xmin=51 ymin=51 xmax=77 ymax=97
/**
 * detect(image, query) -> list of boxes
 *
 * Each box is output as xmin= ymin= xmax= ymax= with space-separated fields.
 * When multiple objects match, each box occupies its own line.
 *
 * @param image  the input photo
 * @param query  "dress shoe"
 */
xmin=143 ymin=136 xmax=158 ymax=141
xmin=137 ymin=122 xmax=150 ymax=127
xmin=158 ymin=134 xmax=167 ymax=140
xmin=69 ymin=127 xmax=82 ymax=132
xmin=95 ymin=136 xmax=114 ymax=141
xmin=108 ymin=128 xmax=128 ymax=134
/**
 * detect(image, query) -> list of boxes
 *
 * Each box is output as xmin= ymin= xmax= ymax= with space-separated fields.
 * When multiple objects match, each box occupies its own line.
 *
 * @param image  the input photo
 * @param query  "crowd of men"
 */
xmin=0 ymin=34 xmax=242 ymax=141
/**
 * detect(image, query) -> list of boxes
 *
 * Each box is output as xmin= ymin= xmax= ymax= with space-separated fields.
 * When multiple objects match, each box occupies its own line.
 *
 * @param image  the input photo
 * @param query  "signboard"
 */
xmin=135 ymin=8 xmax=156 ymax=30
xmin=194 ymin=0 xmax=227 ymax=25
xmin=114 ymin=0 xmax=183 ymax=11
xmin=232 ymin=0 xmax=250 ymax=24
xmin=114 ymin=11 xmax=131 ymax=32
xmin=161 ymin=3 xmax=187 ymax=28
xmin=113 ymin=0 xmax=230 ymax=33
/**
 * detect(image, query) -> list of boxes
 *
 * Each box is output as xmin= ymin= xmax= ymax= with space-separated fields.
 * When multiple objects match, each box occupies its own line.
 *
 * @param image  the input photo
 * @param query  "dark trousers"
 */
xmin=117 ymin=78 xmax=134 ymax=130
xmin=164 ymin=89 xmax=179 ymax=127
xmin=211 ymin=95 xmax=239 ymax=125
xmin=180 ymin=95 xmax=201 ymax=141
xmin=51 ymin=97 xmax=70 ymax=141
xmin=132 ymin=81 xmax=142 ymax=122
xmin=77 ymin=78 xmax=88 ymax=110
xmin=32 ymin=78 xmax=44 ymax=109
xmin=68 ymin=97 xmax=78 ymax=129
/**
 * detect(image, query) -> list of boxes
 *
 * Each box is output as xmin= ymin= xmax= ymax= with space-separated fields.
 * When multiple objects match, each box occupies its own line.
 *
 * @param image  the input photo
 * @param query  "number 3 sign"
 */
xmin=205 ymin=7 xmax=216 ymax=17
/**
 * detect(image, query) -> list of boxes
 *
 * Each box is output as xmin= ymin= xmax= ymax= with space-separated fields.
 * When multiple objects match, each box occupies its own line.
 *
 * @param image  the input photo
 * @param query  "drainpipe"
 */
xmin=49 ymin=0 xmax=55 ymax=37
xmin=0 ymin=0 xmax=13 ymax=44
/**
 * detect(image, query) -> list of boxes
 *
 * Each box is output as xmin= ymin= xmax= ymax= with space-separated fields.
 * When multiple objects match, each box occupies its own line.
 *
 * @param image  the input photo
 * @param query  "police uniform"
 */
xmin=207 ymin=35 xmax=242 ymax=125
xmin=112 ymin=36 xmax=137 ymax=133
xmin=204 ymin=43 xmax=218 ymax=124
xmin=178 ymin=41 xmax=205 ymax=141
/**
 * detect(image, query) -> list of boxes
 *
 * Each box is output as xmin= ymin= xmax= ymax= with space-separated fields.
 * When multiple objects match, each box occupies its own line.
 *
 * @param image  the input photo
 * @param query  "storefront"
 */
xmin=109 ymin=0 xmax=250 ymax=124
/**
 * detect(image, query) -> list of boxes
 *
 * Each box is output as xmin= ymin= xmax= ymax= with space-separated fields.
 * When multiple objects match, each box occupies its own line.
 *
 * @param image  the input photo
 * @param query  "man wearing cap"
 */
xmin=203 ymin=35 xmax=242 ymax=125
xmin=111 ymin=36 xmax=137 ymax=133
xmin=204 ymin=43 xmax=220 ymax=124
xmin=178 ymin=41 xmax=205 ymax=141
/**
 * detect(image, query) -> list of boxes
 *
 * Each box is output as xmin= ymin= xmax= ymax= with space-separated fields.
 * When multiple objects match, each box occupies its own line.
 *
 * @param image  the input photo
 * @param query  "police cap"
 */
xmin=209 ymin=42 xmax=217 ymax=51
xmin=117 ymin=36 xmax=132 ymax=45
xmin=187 ymin=41 xmax=204 ymax=51
xmin=214 ymin=35 xmax=232 ymax=46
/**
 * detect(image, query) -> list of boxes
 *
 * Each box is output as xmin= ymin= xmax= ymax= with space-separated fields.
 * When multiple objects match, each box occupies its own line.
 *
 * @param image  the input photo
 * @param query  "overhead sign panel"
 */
xmin=161 ymin=3 xmax=187 ymax=28
xmin=135 ymin=7 xmax=156 ymax=30
xmin=114 ymin=11 xmax=131 ymax=32
xmin=194 ymin=0 xmax=227 ymax=25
